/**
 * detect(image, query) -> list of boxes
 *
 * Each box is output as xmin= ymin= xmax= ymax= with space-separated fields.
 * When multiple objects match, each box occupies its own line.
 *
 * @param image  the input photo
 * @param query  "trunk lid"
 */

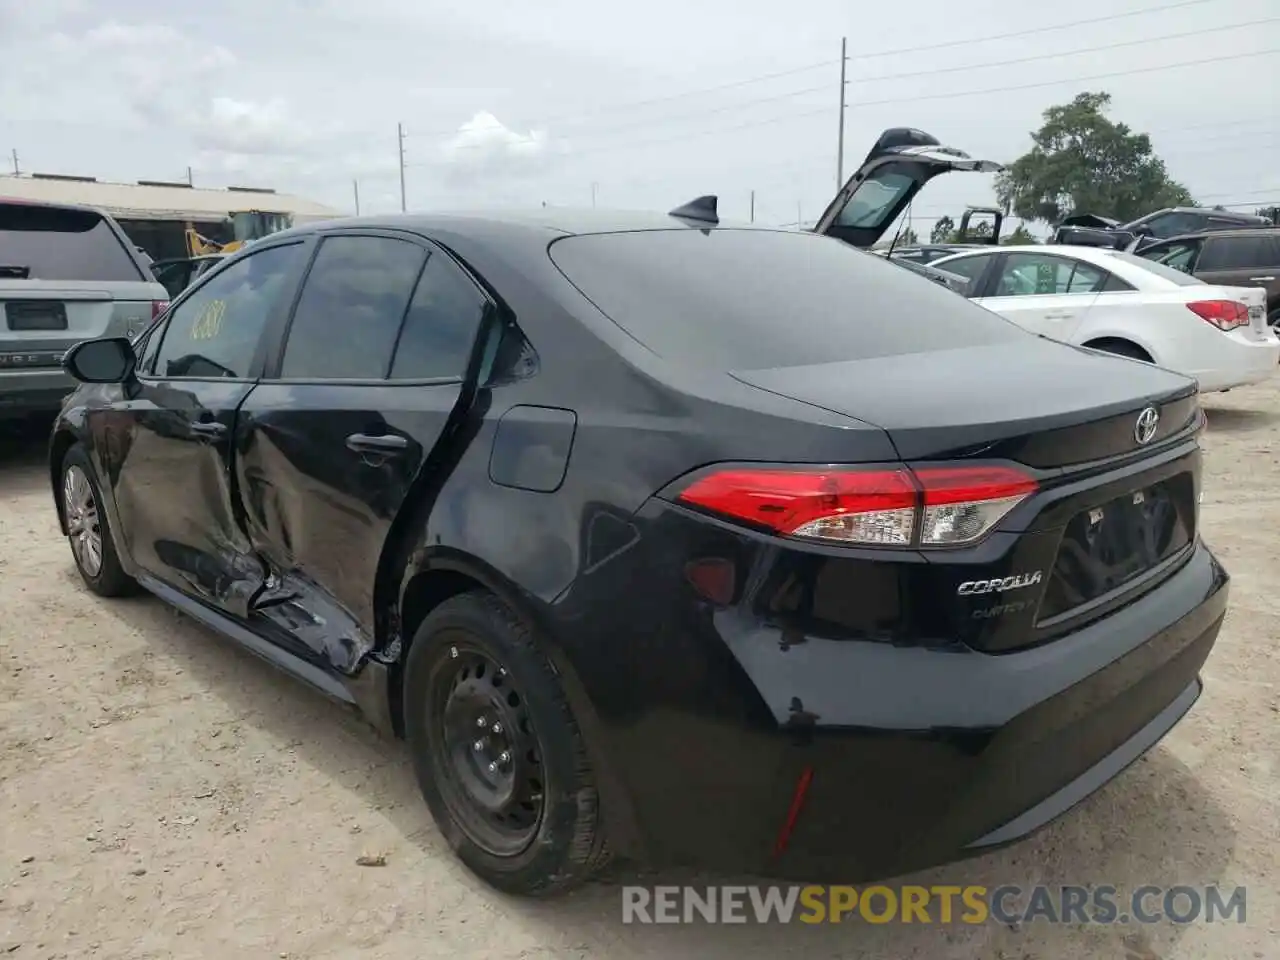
xmin=813 ymin=128 xmax=1003 ymax=249
xmin=730 ymin=338 xmax=1198 ymax=467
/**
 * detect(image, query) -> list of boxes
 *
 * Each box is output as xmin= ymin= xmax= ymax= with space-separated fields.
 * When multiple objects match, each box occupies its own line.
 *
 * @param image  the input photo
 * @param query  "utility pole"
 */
xmin=749 ymin=190 xmax=755 ymax=223
xmin=836 ymin=36 xmax=848 ymax=189
xmin=397 ymin=122 xmax=407 ymax=212
xmin=353 ymin=179 xmax=361 ymax=215
xmin=186 ymin=166 xmax=193 ymax=186
xmin=797 ymin=201 xmax=803 ymax=229
xmin=10 ymin=149 xmax=18 ymax=176
xmin=591 ymin=182 xmax=599 ymax=208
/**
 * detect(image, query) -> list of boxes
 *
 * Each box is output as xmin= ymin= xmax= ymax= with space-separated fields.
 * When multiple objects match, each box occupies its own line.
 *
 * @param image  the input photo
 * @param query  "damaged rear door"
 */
xmin=103 ymin=239 xmax=311 ymax=616
xmin=814 ymin=127 xmax=1003 ymax=249
xmin=234 ymin=230 xmax=490 ymax=674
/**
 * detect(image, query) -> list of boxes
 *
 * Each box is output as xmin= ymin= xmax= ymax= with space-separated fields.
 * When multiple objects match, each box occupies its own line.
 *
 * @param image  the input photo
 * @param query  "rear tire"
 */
xmin=1268 ymin=308 xmax=1280 ymax=333
xmin=59 ymin=443 xmax=138 ymax=597
xmin=403 ymin=591 xmax=609 ymax=896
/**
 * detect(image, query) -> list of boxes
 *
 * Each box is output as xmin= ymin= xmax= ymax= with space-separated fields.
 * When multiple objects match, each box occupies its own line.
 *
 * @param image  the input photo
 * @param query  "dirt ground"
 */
xmin=1 ymin=386 xmax=1277 ymax=960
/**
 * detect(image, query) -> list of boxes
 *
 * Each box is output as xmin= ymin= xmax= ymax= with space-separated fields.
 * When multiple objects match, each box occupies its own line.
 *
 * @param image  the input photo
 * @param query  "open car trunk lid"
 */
xmin=731 ymin=338 xmax=1199 ymax=467
xmin=813 ymin=127 xmax=1003 ymax=249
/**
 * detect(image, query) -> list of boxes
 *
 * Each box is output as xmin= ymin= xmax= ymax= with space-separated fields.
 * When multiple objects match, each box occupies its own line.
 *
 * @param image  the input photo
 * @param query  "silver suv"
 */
xmin=1 ymin=199 xmax=169 ymax=421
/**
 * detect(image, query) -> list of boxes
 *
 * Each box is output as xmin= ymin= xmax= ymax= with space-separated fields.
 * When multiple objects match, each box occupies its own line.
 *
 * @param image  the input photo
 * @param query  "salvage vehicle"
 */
xmin=51 ymin=195 xmax=1228 ymax=895
xmin=930 ymin=244 xmax=1278 ymax=393
xmin=1137 ymin=227 xmax=1280 ymax=330
xmin=1051 ymin=207 xmax=1271 ymax=253
xmin=0 ymin=199 xmax=168 ymax=421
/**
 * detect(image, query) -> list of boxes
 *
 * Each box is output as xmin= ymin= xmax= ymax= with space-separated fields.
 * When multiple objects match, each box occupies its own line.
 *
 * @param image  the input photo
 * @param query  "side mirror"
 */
xmin=63 ymin=337 xmax=136 ymax=383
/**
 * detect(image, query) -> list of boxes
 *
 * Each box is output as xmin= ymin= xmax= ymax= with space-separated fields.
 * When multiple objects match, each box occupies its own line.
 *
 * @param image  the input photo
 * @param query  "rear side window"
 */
xmin=1198 ymin=235 xmax=1276 ymax=271
xmin=0 ymin=203 xmax=144 ymax=282
xmin=549 ymin=229 xmax=1027 ymax=370
xmin=1108 ymin=250 xmax=1204 ymax=286
xmin=934 ymin=252 xmax=995 ymax=283
xmin=280 ymin=235 xmax=427 ymax=379
xmin=389 ymin=252 xmax=487 ymax=380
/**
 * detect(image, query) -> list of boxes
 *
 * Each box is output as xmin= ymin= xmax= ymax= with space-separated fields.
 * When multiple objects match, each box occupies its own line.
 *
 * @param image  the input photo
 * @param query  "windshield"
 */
xmin=549 ymin=228 xmax=1028 ymax=371
xmin=1106 ymin=250 xmax=1204 ymax=287
xmin=0 ymin=203 xmax=143 ymax=281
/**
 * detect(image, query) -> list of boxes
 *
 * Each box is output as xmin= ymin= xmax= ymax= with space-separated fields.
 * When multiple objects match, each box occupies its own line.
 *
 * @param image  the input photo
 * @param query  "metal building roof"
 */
xmin=0 ymin=173 xmax=342 ymax=223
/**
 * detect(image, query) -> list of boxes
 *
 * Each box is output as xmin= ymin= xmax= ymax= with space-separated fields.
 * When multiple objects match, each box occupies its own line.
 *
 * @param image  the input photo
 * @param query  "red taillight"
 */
xmin=1187 ymin=299 xmax=1248 ymax=331
xmin=674 ymin=464 xmax=1037 ymax=548
xmin=152 ymin=300 xmax=170 ymax=319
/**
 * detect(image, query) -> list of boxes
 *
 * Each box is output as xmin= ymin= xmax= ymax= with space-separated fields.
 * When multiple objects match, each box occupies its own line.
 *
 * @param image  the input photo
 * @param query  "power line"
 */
xmin=410 ymin=25 xmax=1278 ymax=160
xmin=849 ymin=16 xmax=1280 ymax=85
xmin=407 ymin=46 xmax=1277 ymax=166
xmin=399 ymin=0 xmax=1224 ymax=142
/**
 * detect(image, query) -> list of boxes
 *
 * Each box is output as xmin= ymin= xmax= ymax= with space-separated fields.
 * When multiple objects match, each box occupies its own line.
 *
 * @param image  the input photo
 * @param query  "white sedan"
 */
xmin=930 ymin=244 xmax=1280 ymax=393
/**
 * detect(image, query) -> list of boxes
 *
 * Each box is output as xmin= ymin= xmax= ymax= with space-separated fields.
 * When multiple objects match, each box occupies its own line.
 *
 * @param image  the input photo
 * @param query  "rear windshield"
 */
xmin=0 ymin=203 xmax=144 ymax=282
xmin=549 ymin=228 xmax=1027 ymax=370
xmin=1109 ymin=250 xmax=1204 ymax=287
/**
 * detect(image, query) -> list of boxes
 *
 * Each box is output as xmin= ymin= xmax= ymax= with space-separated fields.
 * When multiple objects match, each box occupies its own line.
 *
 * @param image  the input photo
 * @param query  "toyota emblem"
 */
xmin=1134 ymin=406 xmax=1160 ymax=445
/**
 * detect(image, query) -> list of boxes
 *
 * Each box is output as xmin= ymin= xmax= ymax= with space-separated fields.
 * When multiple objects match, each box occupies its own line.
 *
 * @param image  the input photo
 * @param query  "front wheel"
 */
xmin=403 ymin=591 xmax=609 ymax=896
xmin=60 ymin=443 xmax=137 ymax=597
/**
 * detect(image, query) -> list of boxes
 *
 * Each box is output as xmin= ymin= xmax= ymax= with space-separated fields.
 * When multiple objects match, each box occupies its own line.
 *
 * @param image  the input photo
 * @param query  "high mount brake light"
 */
xmin=675 ymin=464 xmax=1037 ymax=547
xmin=1187 ymin=299 xmax=1249 ymax=331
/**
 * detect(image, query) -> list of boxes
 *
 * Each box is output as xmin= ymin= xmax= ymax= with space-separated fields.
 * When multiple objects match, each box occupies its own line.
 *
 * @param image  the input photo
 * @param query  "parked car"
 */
xmin=1136 ymin=227 xmax=1280 ymax=330
xmin=1051 ymin=207 xmax=1271 ymax=252
xmin=929 ymin=244 xmax=1278 ymax=393
xmin=51 ymin=200 xmax=1229 ymax=895
xmin=0 ymin=199 xmax=169 ymax=421
xmin=150 ymin=253 xmax=225 ymax=300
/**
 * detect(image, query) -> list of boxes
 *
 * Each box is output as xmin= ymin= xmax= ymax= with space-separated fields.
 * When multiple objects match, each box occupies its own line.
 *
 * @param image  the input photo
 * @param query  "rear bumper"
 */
xmin=1184 ymin=330 xmax=1279 ymax=392
xmin=0 ymin=370 xmax=74 ymax=418
xmin=576 ymin=537 xmax=1227 ymax=881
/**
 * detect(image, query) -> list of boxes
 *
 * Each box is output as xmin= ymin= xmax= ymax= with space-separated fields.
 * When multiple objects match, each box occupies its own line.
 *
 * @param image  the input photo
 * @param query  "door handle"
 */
xmin=1248 ymin=276 xmax=1275 ymax=282
xmin=1043 ymin=312 xmax=1075 ymax=320
xmin=188 ymin=421 xmax=227 ymax=440
xmin=346 ymin=432 xmax=408 ymax=454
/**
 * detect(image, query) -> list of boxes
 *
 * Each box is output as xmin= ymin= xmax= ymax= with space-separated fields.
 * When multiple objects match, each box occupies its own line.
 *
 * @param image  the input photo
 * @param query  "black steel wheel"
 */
xmin=403 ymin=591 xmax=610 ymax=896
xmin=430 ymin=643 xmax=545 ymax=857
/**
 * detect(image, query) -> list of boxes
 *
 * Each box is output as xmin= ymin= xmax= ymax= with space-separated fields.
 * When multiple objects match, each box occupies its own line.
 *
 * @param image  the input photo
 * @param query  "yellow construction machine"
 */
xmin=184 ymin=210 xmax=294 ymax=257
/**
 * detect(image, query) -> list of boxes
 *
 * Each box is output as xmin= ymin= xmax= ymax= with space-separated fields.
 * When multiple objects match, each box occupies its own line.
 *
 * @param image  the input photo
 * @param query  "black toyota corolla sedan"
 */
xmin=49 ymin=162 xmax=1227 ymax=896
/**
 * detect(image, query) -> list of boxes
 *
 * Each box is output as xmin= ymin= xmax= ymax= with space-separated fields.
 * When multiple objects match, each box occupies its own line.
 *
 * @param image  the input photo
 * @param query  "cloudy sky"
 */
xmin=1 ymin=0 xmax=1277 ymax=233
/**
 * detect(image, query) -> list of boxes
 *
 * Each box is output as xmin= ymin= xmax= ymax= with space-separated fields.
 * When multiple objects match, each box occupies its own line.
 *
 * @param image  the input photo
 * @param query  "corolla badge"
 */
xmin=957 ymin=571 xmax=1043 ymax=596
xmin=1134 ymin=406 xmax=1160 ymax=445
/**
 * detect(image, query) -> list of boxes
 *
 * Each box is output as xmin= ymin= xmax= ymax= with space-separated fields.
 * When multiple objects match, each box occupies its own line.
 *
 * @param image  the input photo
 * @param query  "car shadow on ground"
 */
xmin=100 ymin=589 xmax=1238 ymax=960
xmin=1202 ymin=403 xmax=1280 ymax=434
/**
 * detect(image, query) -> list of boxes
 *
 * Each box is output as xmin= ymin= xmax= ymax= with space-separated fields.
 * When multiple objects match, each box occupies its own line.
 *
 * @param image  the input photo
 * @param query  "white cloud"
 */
xmin=435 ymin=112 xmax=555 ymax=186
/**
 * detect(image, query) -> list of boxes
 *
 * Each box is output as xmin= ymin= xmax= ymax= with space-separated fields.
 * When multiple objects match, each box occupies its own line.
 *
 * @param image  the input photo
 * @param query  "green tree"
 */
xmin=896 ymin=225 xmax=920 ymax=246
xmin=930 ymin=215 xmax=955 ymax=244
xmin=1001 ymin=224 xmax=1039 ymax=245
xmin=1258 ymin=205 xmax=1280 ymax=224
xmin=994 ymin=91 xmax=1194 ymax=226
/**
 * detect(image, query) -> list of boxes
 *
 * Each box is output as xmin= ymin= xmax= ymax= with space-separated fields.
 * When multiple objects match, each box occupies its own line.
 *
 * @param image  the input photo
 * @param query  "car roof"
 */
xmin=1153 ymin=227 xmax=1280 ymax=243
xmin=267 ymin=207 xmax=772 ymax=245
xmin=0 ymin=195 xmax=109 ymax=217
xmin=932 ymin=243 xmax=1128 ymax=266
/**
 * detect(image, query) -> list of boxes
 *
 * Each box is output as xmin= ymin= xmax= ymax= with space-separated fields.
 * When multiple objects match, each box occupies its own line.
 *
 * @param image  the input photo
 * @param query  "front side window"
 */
xmin=279 ymin=235 xmax=427 ymax=380
xmin=151 ymin=243 xmax=303 ymax=379
xmin=991 ymin=253 xmax=1106 ymax=297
